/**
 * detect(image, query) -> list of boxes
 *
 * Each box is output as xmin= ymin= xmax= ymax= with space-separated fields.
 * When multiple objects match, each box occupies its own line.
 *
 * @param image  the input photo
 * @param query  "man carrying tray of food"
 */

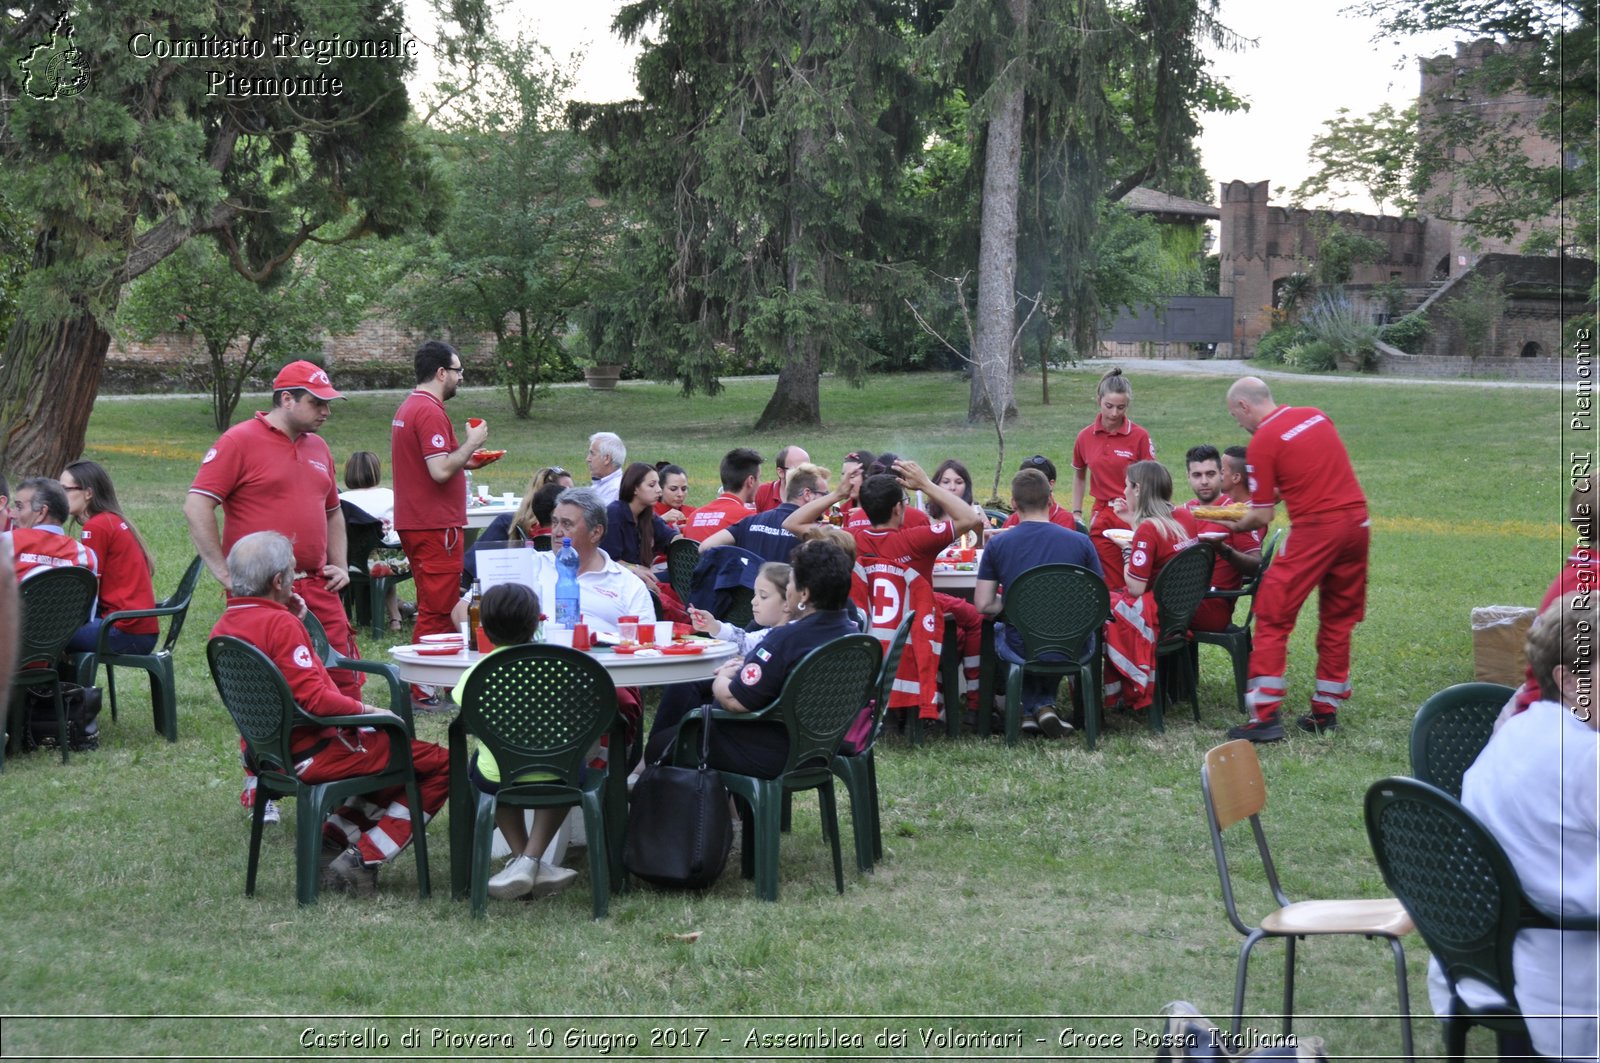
xmin=1218 ymin=377 xmax=1369 ymax=743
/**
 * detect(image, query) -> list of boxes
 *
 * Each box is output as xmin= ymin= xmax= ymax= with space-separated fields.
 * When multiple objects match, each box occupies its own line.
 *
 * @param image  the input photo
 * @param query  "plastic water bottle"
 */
xmin=554 ymin=537 xmax=581 ymax=628
xmin=464 ymin=468 xmax=474 ymax=506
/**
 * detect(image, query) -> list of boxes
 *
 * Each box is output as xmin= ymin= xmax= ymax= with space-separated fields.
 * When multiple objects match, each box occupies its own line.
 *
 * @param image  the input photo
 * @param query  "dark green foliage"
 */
xmin=1379 ymin=312 xmax=1431 ymax=354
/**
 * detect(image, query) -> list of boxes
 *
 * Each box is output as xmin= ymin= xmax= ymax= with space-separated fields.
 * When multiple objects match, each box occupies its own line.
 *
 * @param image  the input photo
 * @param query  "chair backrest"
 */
xmin=667 ymin=537 xmax=701 ymax=601
xmin=207 ymin=635 xmax=299 ymax=779
xmin=1364 ymin=776 xmax=1523 ymax=1007
xmin=1410 ymin=682 xmax=1515 ymax=799
xmin=340 ymin=500 xmax=386 ymax=575
xmin=457 ymin=644 xmax=619 ymax=789
xmin=16 ymin=566 xmax=99 ymax=670
xmin=1003 ymin=564 xmax=1109 ymax=663
xmin=770 ymin=634 xmax=883 ymax=774
xmin=159 ymin=555 xmax=206 ymax=654
xmin=876 ymin=610 xmax=916 ymax=712
xmin=300 ymin=610 xmax=337 ymax=666
xmin=1202 ymin=739 xmax=1287 ymax=930
xmin=1151 ymin=542 xmax=1216 ymax=648
xmin=722 ymin=585 xmax=755 ymax=629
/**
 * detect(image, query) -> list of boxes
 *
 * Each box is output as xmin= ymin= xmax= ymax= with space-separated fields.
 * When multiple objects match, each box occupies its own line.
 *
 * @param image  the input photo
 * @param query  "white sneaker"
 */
xmin=488 ymin=854 xmax=538 ymax=899
xmin=530 ymin=858 xmax=578 ymax=898
xmin=261 ymin=800 xmax=281 ymax=825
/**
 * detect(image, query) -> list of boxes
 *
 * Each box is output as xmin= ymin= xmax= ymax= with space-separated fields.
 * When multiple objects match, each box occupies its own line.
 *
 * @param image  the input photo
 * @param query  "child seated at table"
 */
xmin=452 ymin=583 xmax=579 ymax=901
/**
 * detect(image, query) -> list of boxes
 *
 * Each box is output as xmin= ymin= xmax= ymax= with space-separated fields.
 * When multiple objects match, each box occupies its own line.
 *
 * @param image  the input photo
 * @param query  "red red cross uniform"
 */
xmin=191 ymin=413 xmax=362 ymax=698
xmin=1102 ymin=515 xmax=1197 ymax=711
xmin=1179 ymin=499 xmax=1264 ymax=633
xmin=682 ymin=493 xmax=755 ymax=542
xmin=1072 ymin=417 xmax=1154 ymax=591
xmin=212 ymin=597 xmax=449 ymax=866
xmin=11 ymin=527 xmax=98 ymax=583
xmin=1243 ymin=405 xmax=1369 ymax=723
xmin=391 ymin=389 xmax=466 ymax=649
xmin=852 ymin=518 xmax=957 ymax=720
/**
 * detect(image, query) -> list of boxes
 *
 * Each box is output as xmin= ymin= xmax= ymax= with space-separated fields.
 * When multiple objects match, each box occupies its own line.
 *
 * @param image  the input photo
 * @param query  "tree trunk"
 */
xmin=969 ymin=36 xmax=1026 ymax=425
xmin=756 ymin=127 xmax=825 ymax=431
xmin=0 ymin=310 xmax=113 ymax=476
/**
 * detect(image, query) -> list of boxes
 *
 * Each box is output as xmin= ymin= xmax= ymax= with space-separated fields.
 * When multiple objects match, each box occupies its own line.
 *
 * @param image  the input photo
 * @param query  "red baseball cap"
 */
xmin=272 ymin=360 xmax=343 ymax=400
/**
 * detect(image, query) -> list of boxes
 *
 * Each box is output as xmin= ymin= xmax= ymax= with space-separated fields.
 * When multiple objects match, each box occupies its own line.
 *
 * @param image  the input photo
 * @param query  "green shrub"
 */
xmin=1253 ymin=324 xmax=1309 ymax=364
xmin=1380 ymin=312 xmax=1431 ymax=354
xmin=1284 ymin=338 xmax=1339 ymax=372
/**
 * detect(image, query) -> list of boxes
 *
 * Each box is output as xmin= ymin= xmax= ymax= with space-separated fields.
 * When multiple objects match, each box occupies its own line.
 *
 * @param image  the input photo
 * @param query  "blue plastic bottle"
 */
xmin=554 ymin=537 xmax=581 ymax=628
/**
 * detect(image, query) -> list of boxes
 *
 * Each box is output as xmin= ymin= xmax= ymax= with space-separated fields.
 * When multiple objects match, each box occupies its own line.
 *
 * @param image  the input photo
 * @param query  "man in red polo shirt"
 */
xmin=997 ymin=455 xmax=1079 ymax=532
xmin=753 ymin=444 xmax=808 ymax=513
xmin=391 ymin=341 xmax=489 ymax=705
xmin=187 ymin=360 xmax=356 ymax=691
xmin=683 ymin=447 xmax=762 ymax=543
xmin=211 ymin=531 xmax=449 ymax=896
xmin=1223 ymin=377 xmax=1368 ymax=742
xmin=9 ymin=477 xmax=98 ymax=581
xmin=1179 ymin=444 xmax=1262 ymax=633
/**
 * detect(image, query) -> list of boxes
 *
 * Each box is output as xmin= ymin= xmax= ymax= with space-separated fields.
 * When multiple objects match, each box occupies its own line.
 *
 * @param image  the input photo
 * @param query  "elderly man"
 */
xmin=10 ymin=477 xmax=98 ymax=581
xmin=700 ymin=462 xmax=830 ymax=564
xmin=682 ymin=448 xmax=763 ymax=543
xmin=1179 ymin=443 xmax=1262 ymax=633
xmin=1222 ymin=376 xmax=1369 ymax=742
xmin=753 ymin=444 xmax=809 ymax=513
xmin=211 ymin=531 xmax=450 ymax=896
xmin=586 ymin=432 xmax=626 ymax=505
xmin=391 ymin=341 xmax=489 ymax=707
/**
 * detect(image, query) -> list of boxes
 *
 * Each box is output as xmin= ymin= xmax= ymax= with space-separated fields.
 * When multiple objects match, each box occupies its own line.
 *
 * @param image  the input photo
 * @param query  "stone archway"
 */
xmin=1521 ymin=341 xmax=1543 ymax=358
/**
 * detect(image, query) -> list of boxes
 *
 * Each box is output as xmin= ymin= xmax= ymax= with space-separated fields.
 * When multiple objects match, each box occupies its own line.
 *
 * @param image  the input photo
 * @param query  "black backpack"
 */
xmin=23 ymin=682 xmax=103 ymax=753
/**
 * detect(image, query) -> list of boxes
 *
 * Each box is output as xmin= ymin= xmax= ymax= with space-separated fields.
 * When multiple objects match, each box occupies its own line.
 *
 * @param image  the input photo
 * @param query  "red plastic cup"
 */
xmin=475 ymin=628 xmax=493 ymax=652
xmin=617 ymin=614 xmax=639 ymax=642
xmin=959 ymin=547 xmax=976 ymax=563
xmin=467 ymin=417 xmax=484 ymax=428
xmin=636 ymin=622 xmax=655 ymax=646
xmin=571 ymin=623 xmax=591 ymax=651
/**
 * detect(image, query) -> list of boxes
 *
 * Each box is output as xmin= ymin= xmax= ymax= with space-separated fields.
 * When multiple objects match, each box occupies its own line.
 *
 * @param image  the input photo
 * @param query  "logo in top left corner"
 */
xmin=21 ymin=15 xmax=89 ymax=101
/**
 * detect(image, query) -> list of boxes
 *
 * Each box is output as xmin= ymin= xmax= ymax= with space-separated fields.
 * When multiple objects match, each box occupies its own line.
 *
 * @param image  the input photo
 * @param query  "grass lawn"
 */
xmin=0 ymin=366 xmax=1570 ymax=1060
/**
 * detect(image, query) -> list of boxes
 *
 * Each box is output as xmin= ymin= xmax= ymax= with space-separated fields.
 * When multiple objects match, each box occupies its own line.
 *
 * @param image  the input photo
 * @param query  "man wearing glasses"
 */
xmin=9 ymin=477 xmax=98 ymax=581
xmin=391 ymin=341 xmax=489 ymax=708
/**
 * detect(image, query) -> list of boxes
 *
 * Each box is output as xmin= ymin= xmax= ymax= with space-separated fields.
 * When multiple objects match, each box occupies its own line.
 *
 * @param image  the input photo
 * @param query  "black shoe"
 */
xmin=1297 ymin=712 xmax=1338 ymax=734
xmin=1227 ymin=715 xmax=1285 ymax=743
xmin=411 ymin=694 xmax=444 ymax=714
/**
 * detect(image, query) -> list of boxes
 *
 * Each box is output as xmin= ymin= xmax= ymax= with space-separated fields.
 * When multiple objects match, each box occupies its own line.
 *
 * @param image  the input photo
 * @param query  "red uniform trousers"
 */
xmin=934 ymin=591 xmax=981 ymax=710
xmin=1190 ymin=596 xmax=1236 ymax=634
xmin=399 ymin=528 xmax=464 ymax=698
xmin=1090 ymin=506 xmax=1130 ymax=593
xmin=1246 ymin=516 xmax=1369 ymax=722
xmin=312 ymin=730 xmax=451 ymax=865
xmin=295 ymin=577 xmax=363 ymax=699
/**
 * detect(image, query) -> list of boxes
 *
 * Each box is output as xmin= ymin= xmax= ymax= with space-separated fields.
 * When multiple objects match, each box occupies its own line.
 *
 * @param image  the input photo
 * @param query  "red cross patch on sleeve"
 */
xmin=740 ymin=663 xmax=763 ymax=686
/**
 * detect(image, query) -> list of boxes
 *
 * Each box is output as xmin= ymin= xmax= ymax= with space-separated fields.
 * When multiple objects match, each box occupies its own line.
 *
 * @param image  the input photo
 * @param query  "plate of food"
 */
xmin=395 ymin=643 xmax=466 ymax=657
xmin=1196 ymin=530 xmax=1229 ymax=542
xmin=1191 ymin=503 xmax=1248 ymax=522
xmin=467 ymin=448 xmax=506 ymax=469
xmin=419 ymin=633 xmax=465 ymax=646
xmin=660 ymin=644 xmax=706 ymax=656
xmin=1102 ymin=528 xmax=1134 ymax=547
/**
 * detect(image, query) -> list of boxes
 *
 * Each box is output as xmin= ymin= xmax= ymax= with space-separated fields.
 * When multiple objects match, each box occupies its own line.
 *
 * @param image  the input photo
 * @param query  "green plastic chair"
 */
xmin=1203 ymin=741 xmax=1414 ymax=1058
xmin=206 ymin=635 xmax=431 ymax=906
xmin=666 ymin=537 xmax=702 ymax=603
xmin=997 ymin=564 xmax=1109 ymax=749
xmin=6 ymin=566 xmax=99 ymax=767
xmin=1409 ymin=682 xmax=1515 ymax=799
xmin=341 ymin=502 xmax=412 ymax=640
xmin=1193 ymin=528 xmax=1282 ymax=716
xmin=1365 ymin=776 xmax=1599 ymax=1061
xmin=831 ymin=611 xmax=915 ymax=872
xmin=301 ymin=610 xmax=410 ymax=724
xmin=694 ymin=634 xmax=882 ymax=901
xmin=454 ymin=644 xmax=624 ymax=919
xmin=71 ymin=554 xmax=203 ymax=743
xmin=1146 ymin=542 xmax=1216 ymax=732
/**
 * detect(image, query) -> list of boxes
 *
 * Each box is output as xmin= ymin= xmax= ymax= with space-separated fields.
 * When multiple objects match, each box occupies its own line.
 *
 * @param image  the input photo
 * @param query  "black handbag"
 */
xmin=623 ymin=706 xmax=734 ymax=889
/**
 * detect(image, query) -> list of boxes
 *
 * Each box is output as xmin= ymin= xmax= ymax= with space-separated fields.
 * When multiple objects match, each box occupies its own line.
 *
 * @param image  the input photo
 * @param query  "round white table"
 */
xmin=465 ymin=500 xmax=520 ymax=531
xmin=931 ymin=556 xmax=980 ymax=598
xmin=389 ymin=639 xmax=738 ymax=688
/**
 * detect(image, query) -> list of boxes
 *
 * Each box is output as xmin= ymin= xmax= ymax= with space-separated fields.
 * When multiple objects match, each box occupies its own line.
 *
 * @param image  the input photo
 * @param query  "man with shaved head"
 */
xmin=1222 ymin=376 xmax=1369 ymax=742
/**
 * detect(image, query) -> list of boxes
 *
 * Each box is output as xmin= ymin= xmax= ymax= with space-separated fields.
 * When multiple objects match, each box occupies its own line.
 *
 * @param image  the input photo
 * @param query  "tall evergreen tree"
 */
xmin=0 ymin=0 xmax=487 ymax=474
xmin=574 ymin=0 xmax=926 ymax=428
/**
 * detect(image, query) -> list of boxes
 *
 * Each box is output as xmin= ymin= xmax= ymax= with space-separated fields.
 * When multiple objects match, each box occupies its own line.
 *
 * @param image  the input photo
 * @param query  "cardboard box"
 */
xmin=1471 ymin=605 xmax=1538 ymax=686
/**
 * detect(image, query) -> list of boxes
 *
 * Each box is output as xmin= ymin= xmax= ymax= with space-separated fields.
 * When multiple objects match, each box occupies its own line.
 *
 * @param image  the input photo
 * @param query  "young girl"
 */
xmin=687 ymin=562 xmax=792 ymax=655
xmin=1103 ymin=461 xmax=1198 ymax=711
xmin=1071 ymin=368 xmax=1155 ymax=591
xmin=453 ymin=583 xmax=580 ymax=901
